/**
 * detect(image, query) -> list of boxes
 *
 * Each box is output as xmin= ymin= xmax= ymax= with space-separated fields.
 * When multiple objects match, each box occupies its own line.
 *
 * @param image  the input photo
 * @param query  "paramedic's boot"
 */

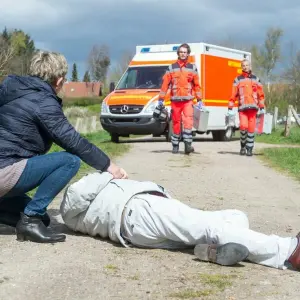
xmin=240 ymin=148 xmax=246 ymax=156
xmin=16 ymin=213 xmax=65 ymax=243
xmin=246 ymin=132 xmax=254 ymax=157
xmin=246 ymin=148 xmax=253 ymax=157
xmin=0 ymin=211 xmax=50 ymax=228
xmin=287 ymin=232 xmax=300 ymax=270
xmin=240 ymin=130 xmax=247 ymax=156
xmin=184 ymin=142 xmax=194 ymax=155
xmin=194 ymin=243 xmax=249 ymax=266
xmin=172 ymin=145 xmax=179 ymax=154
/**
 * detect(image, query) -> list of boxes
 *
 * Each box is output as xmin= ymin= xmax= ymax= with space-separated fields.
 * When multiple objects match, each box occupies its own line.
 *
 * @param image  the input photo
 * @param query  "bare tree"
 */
xmin=108 ymin=50 xmax=134 ymax=84
xmin=0 ymin=36 xmax=14 ymax=77
xmin=251 ymin=27 xmax=283 ymax=91
xmin=282 ymin=42 xmax=300 ymax=110
xmin=88 ymin=44 xmax=111 ymax=83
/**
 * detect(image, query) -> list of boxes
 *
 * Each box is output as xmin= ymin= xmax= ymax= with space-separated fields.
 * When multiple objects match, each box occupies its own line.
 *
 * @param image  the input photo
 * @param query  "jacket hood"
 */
xmin=0 ymin=75 xmax=55 ymax=107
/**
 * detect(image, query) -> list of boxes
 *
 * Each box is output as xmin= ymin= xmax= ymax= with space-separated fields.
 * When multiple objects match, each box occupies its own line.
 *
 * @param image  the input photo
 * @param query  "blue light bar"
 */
xmin=172 ymin=46 xmax=179 ymax=51
xmin=141 ymin=47 xmax=150 ymax=53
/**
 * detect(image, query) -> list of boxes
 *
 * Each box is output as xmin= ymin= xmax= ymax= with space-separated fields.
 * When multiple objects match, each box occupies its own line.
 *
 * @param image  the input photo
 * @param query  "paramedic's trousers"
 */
xmin=171 ymin=100 xmax=193 ymax=146
xmin=122 ymin=194 xmax=292 ymax=269
xmin=239 ymin=109 xmax=257 ymax=150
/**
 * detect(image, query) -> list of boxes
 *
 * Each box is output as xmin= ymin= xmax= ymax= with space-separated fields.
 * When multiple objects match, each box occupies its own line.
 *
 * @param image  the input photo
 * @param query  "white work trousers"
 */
xmin=122 ymin=194 xmax=292 ymax=269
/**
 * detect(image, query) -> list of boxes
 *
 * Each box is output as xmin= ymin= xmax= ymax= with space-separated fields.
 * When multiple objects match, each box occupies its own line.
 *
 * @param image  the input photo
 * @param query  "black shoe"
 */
xmin=16 ymin=213 xmax=65 ymax=243
xmin=194 ymin=243 xmax=249 ymax=266
xmin=240 ymin=148 xmax=246 ymax=156
xmin=184 ymin=142 xmax=194 ymax=155
xmin=172 ymin=145 xmax=179 ymax=154
xmin=0 ymin=211 xmax=50 ymax=228
xmin=246 ymin=148 xmax=253 ymax=156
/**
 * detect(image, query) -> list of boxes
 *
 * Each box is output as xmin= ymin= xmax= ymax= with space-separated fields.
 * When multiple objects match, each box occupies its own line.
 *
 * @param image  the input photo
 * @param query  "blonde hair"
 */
xmin=29 ymin=51 xmax=68 ymax=84
xmin=241 ymin=59 xmax=251 ymax=66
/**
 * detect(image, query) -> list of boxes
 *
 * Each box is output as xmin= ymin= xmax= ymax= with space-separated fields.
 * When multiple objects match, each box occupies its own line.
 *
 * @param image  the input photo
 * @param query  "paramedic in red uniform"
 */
xmin=228 ymin=59 xmax=265 ymax=156
xmin=158 ymin=43 xmax=203 ymax=154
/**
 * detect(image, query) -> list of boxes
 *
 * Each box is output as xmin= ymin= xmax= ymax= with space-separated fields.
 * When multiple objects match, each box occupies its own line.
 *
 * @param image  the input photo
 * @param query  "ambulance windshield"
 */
xmin=116 ymin=66 xmax=168 ymax=90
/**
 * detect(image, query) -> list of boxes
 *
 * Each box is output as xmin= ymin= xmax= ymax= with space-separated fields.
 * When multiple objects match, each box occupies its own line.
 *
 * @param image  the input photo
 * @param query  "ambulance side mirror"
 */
xmin=109 ymin=82 xmax=115 ymax=93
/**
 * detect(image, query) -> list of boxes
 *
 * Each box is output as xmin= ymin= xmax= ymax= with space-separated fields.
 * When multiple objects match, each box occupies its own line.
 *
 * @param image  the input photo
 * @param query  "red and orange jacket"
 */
xmin=159 ymin=60 xmax=202 ymax=102
xmin=229 ymin=71 xmax=265 ymax=111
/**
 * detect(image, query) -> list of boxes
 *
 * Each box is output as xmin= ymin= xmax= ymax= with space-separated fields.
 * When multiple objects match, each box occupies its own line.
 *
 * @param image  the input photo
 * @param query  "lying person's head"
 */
xmin=29 ymin=50 xmax=68 ymax=95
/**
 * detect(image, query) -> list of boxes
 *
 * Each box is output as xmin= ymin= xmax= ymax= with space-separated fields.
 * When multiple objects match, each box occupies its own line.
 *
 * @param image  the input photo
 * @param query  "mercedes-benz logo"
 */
xmin=120 ymin=105 xmax=129 ymax=114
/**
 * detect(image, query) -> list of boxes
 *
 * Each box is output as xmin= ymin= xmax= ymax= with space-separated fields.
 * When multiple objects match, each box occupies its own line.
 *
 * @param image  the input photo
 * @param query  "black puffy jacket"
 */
xmin=0 ymin=75 xmax=110 ymax=171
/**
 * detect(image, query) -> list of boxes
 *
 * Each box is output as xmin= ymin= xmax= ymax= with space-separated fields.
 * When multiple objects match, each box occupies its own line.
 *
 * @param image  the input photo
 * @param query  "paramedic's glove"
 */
xmin=107 ymin=162 xmax=128 ymax=179
xmin=259 ymin=108 xmax=265 ymax=114
xmin=158 ymin=99 xmax=164 ymax=107
xmin=196 ymin=100 xmax=203 ymax=109
xmin=227 ymin=109 xmax=235 ymax=116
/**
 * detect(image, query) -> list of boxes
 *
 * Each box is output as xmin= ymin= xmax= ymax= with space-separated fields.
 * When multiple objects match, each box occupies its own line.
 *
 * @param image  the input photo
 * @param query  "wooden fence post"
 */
xmin=291 ymin=106 xmax=300 ymax=127
xmin=284 ymin=105 xmax=293 ymax=137
xmin=273 ymin=107 xmax=278 ymax=129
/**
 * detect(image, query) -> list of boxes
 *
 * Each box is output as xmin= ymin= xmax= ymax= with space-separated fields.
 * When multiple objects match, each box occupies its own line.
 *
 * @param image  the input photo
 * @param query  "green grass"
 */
xmin=62 ymin=96 xmax=105 ymax=107
xmin=261 ymin=147 xmax=300 ymax=181
xmin=169 ymin=273 xmax=238 ymax=299
xmin=86 ymin=104 xmax=101 ymax=114
xmin=169 ymin=289 xmax=214 ymax=299
xmin=255 ymin=126 xmax=300 ymax=144
xmin=199 ymin=274 xmax=235 ymax=291
xmin=27 ymin=131 xmax=130 ymax=197
xmin=104 ymin=264 xmax=118 ymax=272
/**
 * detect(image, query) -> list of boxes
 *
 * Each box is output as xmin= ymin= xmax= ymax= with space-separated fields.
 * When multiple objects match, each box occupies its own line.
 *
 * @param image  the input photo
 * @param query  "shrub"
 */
xmin=62 ymin=96 xmax=105 ymax=107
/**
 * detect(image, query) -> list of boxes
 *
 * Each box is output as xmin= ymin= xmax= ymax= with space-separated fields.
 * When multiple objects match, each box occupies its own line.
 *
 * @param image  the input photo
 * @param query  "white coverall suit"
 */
xmin=60 ymin=172 xmax=294 ymax=270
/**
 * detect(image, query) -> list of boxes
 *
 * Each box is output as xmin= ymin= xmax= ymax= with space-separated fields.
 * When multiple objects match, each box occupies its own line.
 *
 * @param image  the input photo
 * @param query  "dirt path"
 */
xmin=1 ymin=137 xmax=300 ymax=300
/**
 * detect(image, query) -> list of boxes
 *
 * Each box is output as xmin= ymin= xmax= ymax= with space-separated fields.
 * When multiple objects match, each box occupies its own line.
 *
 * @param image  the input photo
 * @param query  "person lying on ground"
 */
xmin=60 ymin=172 xmax=300 ymax=270
xmin=0 ymin=51 xmax=127 ymax=244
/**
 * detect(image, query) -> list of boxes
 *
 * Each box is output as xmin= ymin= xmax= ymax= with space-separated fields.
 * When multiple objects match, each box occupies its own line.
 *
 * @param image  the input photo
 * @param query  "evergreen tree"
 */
xmin=71 ymin=63 xmax=78 ymax=82
xmin=83 ymin=70 xmax=91 ymax=82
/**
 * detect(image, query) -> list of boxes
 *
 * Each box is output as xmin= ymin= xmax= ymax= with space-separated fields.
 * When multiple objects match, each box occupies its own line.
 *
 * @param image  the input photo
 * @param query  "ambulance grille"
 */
xmin=109 ymin=105 xmax=144 ymax=114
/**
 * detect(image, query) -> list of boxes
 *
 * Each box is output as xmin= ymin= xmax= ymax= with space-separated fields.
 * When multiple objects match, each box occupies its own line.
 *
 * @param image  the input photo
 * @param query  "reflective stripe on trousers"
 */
xmin=240 ymin=130 xmax=247 ymax=149
xmin=121 ymin=194 xmax=292 ymax=269
xmin=246 ymin=132 xmax=255 ymax=149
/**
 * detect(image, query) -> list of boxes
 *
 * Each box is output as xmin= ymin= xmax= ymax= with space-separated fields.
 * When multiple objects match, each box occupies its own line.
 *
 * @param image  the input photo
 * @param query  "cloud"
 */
xmin=1 ymin=0 xmax=300 ymax=77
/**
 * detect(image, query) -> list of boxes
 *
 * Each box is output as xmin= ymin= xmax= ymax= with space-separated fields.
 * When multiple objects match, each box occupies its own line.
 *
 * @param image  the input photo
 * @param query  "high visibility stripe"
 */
xmin=129 ymin=57 xmax=196 ymax=66
xmin=246 ymin=132 xmax=255 ymax=149
xmin=240 ymin=130 xmax=247 ymax=148
xmin=163 ymin=99 xmax=232 ymax=106
xmin=171 ymin=134 xmax=180 ymax=145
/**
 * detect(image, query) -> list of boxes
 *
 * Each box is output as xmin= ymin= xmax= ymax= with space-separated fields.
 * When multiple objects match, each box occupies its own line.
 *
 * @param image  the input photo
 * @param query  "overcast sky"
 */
xmin=1 ymin=0 xmax=300 ymax=79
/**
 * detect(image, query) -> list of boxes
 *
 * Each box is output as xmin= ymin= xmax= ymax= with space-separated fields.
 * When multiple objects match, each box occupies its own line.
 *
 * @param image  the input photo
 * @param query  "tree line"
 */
xmin=1 ymin=26 xmax=300 ymax=114
xmin=0 ymin=27 xmax=132 ymax=85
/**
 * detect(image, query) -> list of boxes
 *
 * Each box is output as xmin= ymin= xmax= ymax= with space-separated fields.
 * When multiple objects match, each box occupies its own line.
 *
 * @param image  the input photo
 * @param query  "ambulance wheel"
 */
xmin=111 ymin=133 xmax=119 ymax=143
xmin=212 ymin=127 xmax=233 ymax=142
xmin=166 ymin=120 xmax=173 ymax=142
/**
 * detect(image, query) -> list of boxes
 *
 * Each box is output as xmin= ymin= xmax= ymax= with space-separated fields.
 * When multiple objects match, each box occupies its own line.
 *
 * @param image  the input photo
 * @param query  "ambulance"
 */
xmin=100 ymin=43 xmax=251 ymax=143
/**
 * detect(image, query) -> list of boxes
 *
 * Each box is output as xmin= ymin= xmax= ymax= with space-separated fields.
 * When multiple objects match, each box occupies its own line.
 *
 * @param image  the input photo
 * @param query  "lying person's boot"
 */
xmin=16 ymin=213 xmax=65 ymax=243
xmin=287 ymin=233 xmax=300 ymax=270
xmin=0 ymin=211 xmax=50 ymax=228
xmin=194 ymin=243 xmax=249 ymax=266
xmin=184 ymin=142 xmax=194 ymax=155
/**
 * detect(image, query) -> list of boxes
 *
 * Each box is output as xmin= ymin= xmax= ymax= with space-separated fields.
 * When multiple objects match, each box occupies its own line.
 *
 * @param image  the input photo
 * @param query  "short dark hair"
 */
xmin=177 ymin=43 xmax=191 ymax=56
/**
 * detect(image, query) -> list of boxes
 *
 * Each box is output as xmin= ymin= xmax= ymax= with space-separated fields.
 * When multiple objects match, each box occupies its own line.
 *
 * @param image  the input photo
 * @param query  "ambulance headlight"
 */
xmin=144 ymin=101 xmax=157 ymax=113
xmin=101 ymin=101 xmax=109 ymax=113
